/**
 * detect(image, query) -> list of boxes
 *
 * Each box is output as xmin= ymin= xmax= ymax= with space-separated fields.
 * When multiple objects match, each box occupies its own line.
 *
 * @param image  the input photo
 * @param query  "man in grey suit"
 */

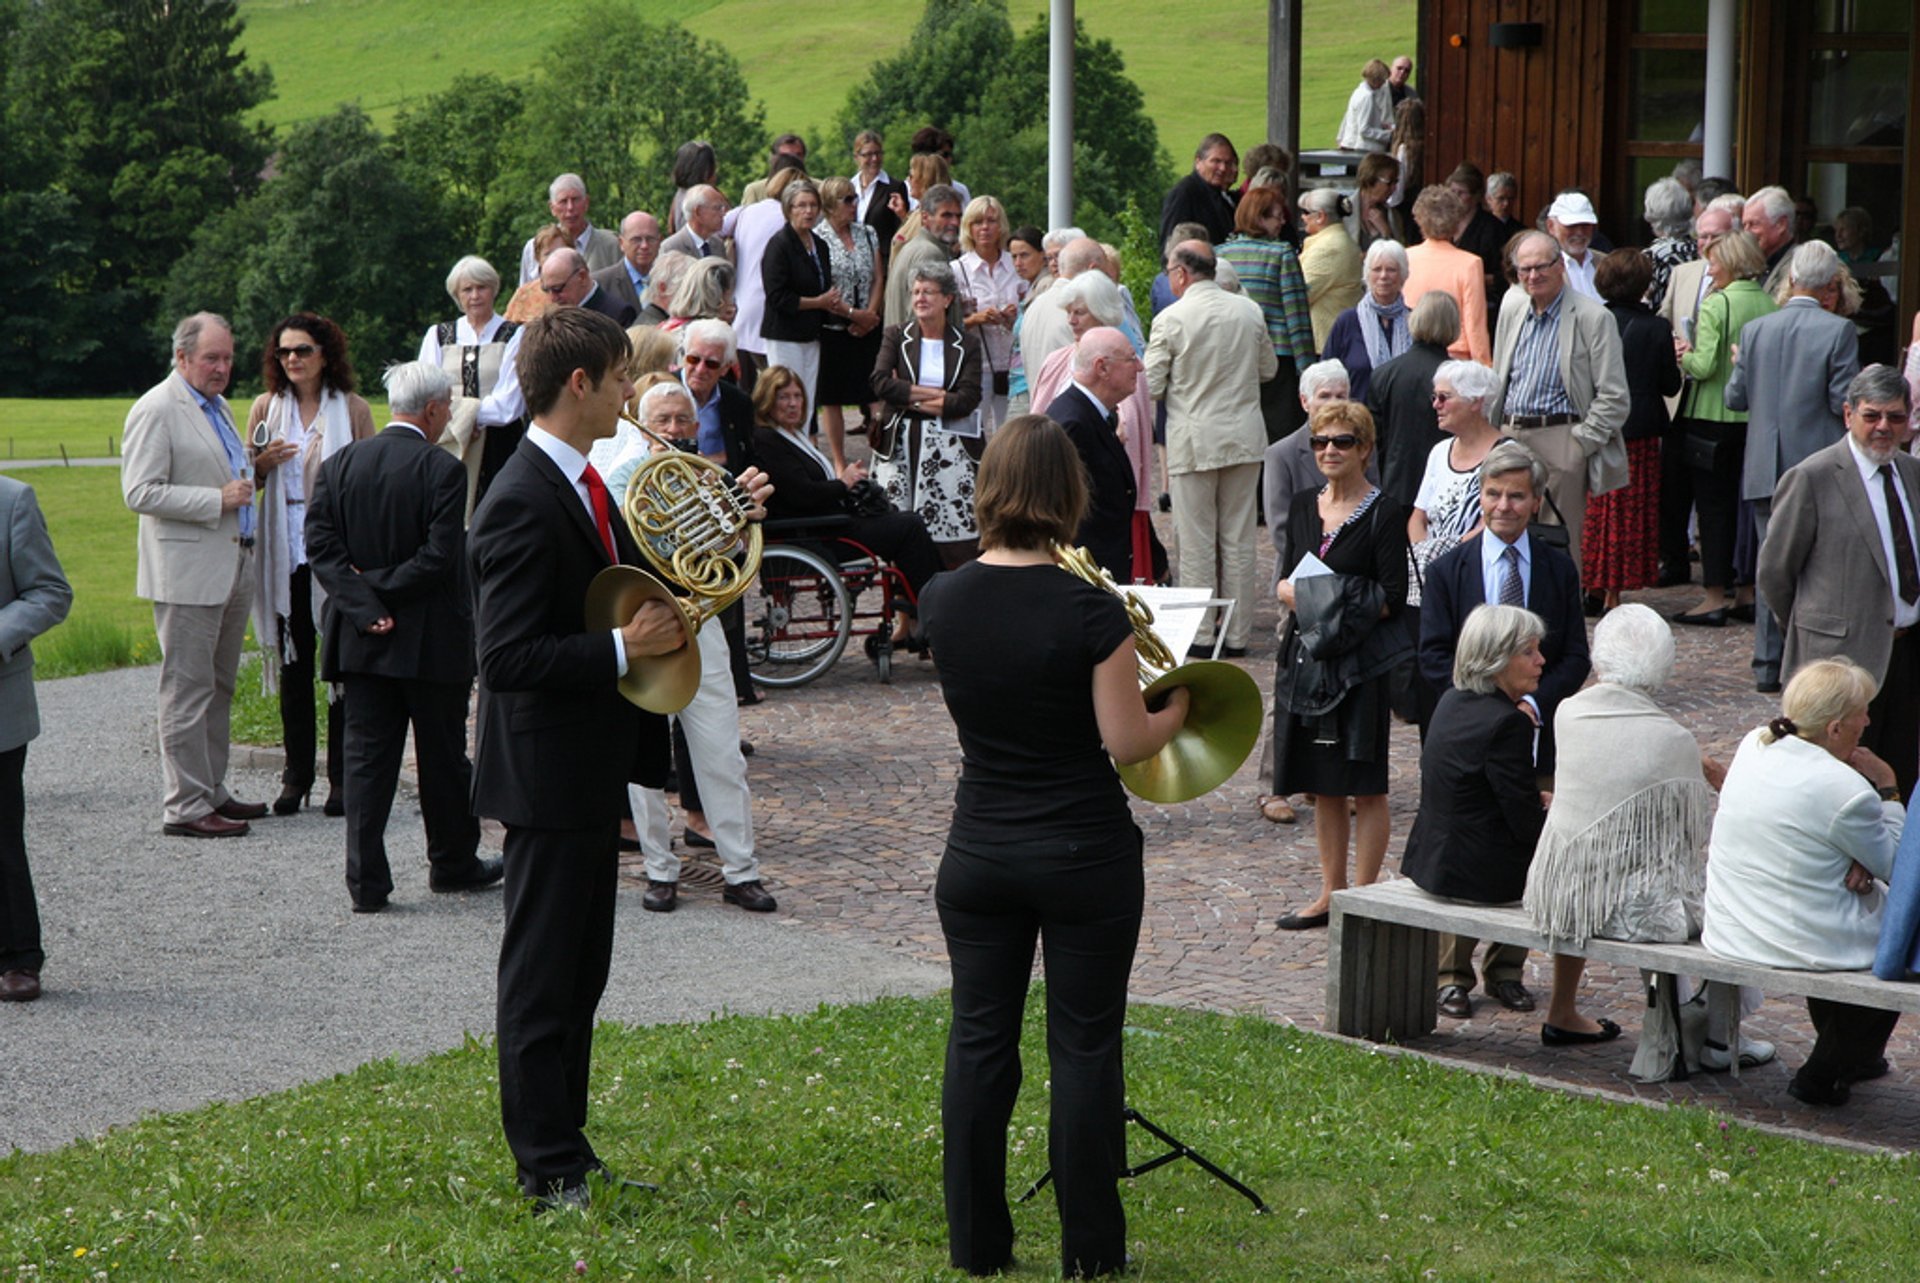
xmin=591 ymin=211 xmax=661 ymax=320
xmin=122 ymin=313 xmax=269 ymax=838
xmin=516 ymin=173 xmax=622 ymax=287
xmin=658 ymin=186 xmax=732 ymax=263
xmin=0 ymin=478 xmax=71 ymax=1002
xmin=1759 ymin=366 xmax=1920 ymax=797
xmin=1726 ymin=240 xmax=1861 ymax=692
xmin=1486 ymin=230 xmax=1630 ymax=569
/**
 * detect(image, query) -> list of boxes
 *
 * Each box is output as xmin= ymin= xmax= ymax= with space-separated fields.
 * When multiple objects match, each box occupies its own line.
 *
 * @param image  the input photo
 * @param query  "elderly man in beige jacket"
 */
xmin=1146 ymin=239 xmax=1278 ymax=656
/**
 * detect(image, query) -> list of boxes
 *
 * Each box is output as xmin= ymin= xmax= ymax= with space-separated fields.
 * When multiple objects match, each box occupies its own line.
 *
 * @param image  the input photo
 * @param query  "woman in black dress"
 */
xmin=918 ymin=415 xmax=1189 ymax=1279
xmin=1271 ymin=400 xmax=1410 ymax=929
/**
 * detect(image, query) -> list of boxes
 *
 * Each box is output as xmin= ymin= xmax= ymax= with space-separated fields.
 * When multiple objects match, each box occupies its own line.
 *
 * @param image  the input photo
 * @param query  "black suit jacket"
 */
xmin=761 ymin=225 xmax=833 ymax=343
xmin=468 ymin=437 xmax=650 ymax=828
xmin=1365 ymin=339 xmax=1449 ymax=508
xmin=1159 ymin=171 xmax=1236 ymax=248
xmin=1046 ymin=384 xmax=1137 ymax=581
xmin=859 ymin=177 xmax=909 ymax=269
xmin=1400 ymin=687 xmax=1546 ymax=903
xmin=1417 ymin=531 xmax=1590 ymax=773
xmin=1608 ymin=302 xmax=1681 ymax=442
xmin=581 ymin=285 xmax=637 ymax=328
xmin=306 ymin=425 xmax=472 ymax=685
xmin=753 ymin=425 xmax=847 ymax=520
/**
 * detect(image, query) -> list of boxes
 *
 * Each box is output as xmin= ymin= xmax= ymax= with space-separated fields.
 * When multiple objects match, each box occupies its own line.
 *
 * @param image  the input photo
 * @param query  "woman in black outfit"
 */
xmin=918 ymin=415 xmax=1189 ymax=1279
xmin=759 ymin=178 xmax=844 ymax=427
xmin=1271 ymin=400 xmax=1410 ymax=930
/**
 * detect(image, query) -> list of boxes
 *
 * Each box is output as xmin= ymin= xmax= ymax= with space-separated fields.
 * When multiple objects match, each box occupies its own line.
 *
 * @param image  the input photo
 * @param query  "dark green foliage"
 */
xmin=390 ymin=73 xmax=528 ymax=276
xmin=835 ymin=0 xmax=1016 ymax=156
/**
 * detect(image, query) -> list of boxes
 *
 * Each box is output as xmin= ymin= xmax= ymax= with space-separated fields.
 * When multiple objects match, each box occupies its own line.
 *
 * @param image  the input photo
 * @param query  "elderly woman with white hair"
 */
xmin=1408 ymin=358 xmax=1505 ymax=587
xmin=419 ymin=255 xmax=528 ymax=508
xmin=1641 ymin=177 xmax=1698 ymax=312
xmin=1703 ymin=659 xmax=1904 ymax=1106
xmin=1523 ymin=604 xmax=1724 ymax=1050
xmin=1321 ymin=240 xmax=1411 ymax=402
xmin=1401 ymin=603 xmax=1549 ymax=1020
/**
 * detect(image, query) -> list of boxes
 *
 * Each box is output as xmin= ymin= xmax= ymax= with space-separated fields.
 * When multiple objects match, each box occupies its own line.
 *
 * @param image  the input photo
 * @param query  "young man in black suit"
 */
xmin=469 ymin=308 xmax=770 ymax=1210
xmin=304 ymin=360 xmax=499 ymax=913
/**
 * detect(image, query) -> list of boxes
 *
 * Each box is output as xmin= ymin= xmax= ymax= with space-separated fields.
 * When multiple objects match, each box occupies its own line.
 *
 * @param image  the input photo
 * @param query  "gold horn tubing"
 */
xmin=1051 ymin=543 xmax=1263 ymax=804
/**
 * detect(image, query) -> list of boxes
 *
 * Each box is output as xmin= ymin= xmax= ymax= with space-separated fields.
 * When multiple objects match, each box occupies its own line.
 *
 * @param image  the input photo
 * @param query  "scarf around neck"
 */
xmin=1356 ymin=292 xmax=1411 ymax=371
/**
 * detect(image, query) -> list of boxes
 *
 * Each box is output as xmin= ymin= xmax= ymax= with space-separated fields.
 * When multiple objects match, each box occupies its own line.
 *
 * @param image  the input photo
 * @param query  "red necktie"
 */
xmin=581 ymin=464 xmax=617 ymax=561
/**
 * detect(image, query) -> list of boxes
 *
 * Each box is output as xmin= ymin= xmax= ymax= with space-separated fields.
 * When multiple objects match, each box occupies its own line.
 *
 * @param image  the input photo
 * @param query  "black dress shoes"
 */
xmin=1540 ymin=1017 xmax=1622 ymax=1046
xmin=1671 ymin=607 xmax=1728 ymax=627
xmin=431 ymin=857 xmax=505 ymax=893
xmin=164 ymin=812 xmax=250 ymax=839
xmin=351 ymin=897 xmax=388 ymax=914
xmin=1437 ymin=984 xmax=1472 ymax=1019
xmin=1787 ymin=1073 xmax=1851 ymax=1107
xmin=643 ymin=880 xmax=679 ymax=912
xmin=1276 ymin=909 xmax=1329 ymax=930
xmin=1727 ymin=603 xmax=1756 ymax=624
xmin=216 ymin=798 xmax=269 ymax=821
xmin=723 ymin=879 xmax=778 ymax=912
xmin=0 ymin=969 xmax=41 ymax=1002
xmin=1489 ymin=980 xmax=1536 ymax=1012
xmin=271 ymin=783 xmax=309 ymax=817
xmin=683 ymin=829 xmax=716 ymax=850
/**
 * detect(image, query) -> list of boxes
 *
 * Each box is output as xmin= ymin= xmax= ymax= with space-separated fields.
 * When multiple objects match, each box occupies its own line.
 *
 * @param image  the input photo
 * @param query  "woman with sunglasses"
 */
xmin=245 ymin=313 xmax=375 ymax=816
xmin=1270 ymin=400 xmax=1410 ymax=929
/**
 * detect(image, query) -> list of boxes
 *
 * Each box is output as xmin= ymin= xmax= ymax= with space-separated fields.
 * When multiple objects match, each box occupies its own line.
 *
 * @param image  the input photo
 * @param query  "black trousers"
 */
xmin=1797 ymin=997 xmax=1900 ymax=1094
xmin=1864 ymin=627 xmax=1920 ymax=802
xmin=0 ymin=744 xmax=39 ymax=974
xmin=341 ymin=675 xmax=482 ymax=904
xmin=846 ymin=510 xmax=943 ymax=597
xmin=475 ymin=420 xmax=527 ymax=511
xmin=279 ymin=564 xmax=343 ymax=795
xmin=936 ymin=827 xmax=1143 ymax=1278
xmin=1684 ymin=419 xmax=1745 ymax=591
xmin=1658 ymin=428 xmax=1696 ymax=579
xmin=497 ymin=821 xmax=619 ymax=1195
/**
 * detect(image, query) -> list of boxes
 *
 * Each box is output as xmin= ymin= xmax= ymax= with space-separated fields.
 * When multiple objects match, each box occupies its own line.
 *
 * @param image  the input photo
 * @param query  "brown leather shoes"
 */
xmin=163 ymin=812 xmax=250 ymax=839
xmin=642 ymin=880 xmax=678 ymax=912
xmin=215 ymin=798 xmax=269 ymax=821
xmin=1489 ymin=980 xmax=1536 ymax=1012
xmin=722 ymin=880 xmax=777 ymax=912
xmin=0 ymin=969 xmax=40 ymax=1002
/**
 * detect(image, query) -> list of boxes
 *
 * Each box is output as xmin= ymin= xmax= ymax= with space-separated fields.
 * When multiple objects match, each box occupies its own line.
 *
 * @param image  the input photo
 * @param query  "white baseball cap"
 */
xmin=1547 ymin=193 xmax=1598 ymax=226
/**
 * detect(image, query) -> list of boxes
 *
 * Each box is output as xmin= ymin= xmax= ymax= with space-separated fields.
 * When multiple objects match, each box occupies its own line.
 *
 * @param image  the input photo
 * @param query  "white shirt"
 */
xmin=779 ymin=426 xmax=836 ymax=480
xmin=526 ymin=425 xmax=629 ymax=676
xmin=418 ymin=314 xmax=528 ymax=427
xmin=1336 ymin=80 xmax=1392 ymax=150
xmin=917 ymin=338 xmax=946 ymax=389
xmin=1848 ymin=436 xmax=1920 ymax=628
xmin=853 ymin=168 xmax=893 ymax=223
xmin=1563 ymin=249 xmax=1600 ymax=301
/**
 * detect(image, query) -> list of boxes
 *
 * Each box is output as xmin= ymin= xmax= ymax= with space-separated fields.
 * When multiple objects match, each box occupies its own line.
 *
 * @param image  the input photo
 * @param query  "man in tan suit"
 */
xmin=1145 ymin=239 xmax=1277 ymax=656
xmin=122 ymin=313 xmax=266 ymax=838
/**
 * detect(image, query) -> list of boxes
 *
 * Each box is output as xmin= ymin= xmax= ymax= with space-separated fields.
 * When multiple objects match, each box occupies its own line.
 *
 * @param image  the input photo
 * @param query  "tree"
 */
xmin=2 ymin=0 xmax=272 ymax=389
xmin=391 ymin=74 xmax=527 ymax=276
xmin=504 ymin=4 xmax=765 ymax=245
xmin=835 ymin=0 xmax=1015 ymax=155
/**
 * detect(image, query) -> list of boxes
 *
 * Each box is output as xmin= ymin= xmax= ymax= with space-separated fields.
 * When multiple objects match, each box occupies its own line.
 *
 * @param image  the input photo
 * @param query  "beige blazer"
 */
xmin=122 ymin=371 xmax=248 ymax=606
xmin=1486 ymin=285 xmax=1631 ymax=496
xmin=1758 ymin=436 xmax=1920 ymax=687
xmin=1658 ymin=258 xmax=1712 ymax=418
xmin=1145 ymin=278 xmax=1278 ymax=475
xmin=1299 ymin=222 xmax=1363 ymax=352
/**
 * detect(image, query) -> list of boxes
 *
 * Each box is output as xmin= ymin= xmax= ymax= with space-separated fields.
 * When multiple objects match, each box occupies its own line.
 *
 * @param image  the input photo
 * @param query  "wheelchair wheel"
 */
xmin=744 ymin=544 xmax=851 ymax=688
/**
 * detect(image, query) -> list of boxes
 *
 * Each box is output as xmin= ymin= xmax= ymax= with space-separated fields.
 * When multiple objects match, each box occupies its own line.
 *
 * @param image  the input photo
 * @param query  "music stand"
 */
xmin=1017 ymin=1106 xmax=1268 ymax=1214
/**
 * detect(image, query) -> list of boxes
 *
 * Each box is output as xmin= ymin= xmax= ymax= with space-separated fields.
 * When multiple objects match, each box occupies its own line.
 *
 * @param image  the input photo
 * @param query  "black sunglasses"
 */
xmin=1309 ymin=434 xmax=1361 ymax=451
xmin=276 ymin=343 xmax=318 ymax=360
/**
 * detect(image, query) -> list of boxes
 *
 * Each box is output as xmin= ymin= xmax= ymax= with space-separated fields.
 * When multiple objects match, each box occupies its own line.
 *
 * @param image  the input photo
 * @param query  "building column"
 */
xmin=1048 ymin=0 xmax=1074 ymax=228
xmin=1701 ymin=0 xmax=1737 ymax=179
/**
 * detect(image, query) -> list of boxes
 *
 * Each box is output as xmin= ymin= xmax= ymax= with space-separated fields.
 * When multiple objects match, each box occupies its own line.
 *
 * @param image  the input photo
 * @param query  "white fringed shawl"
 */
xmin=1524 ymin=682 xmax=1713 ymax=946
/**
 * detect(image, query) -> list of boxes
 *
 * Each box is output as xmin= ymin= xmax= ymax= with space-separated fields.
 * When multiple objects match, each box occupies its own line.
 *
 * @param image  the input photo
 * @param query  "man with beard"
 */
xmin=885 ymin=184 xmax=962 ymax=330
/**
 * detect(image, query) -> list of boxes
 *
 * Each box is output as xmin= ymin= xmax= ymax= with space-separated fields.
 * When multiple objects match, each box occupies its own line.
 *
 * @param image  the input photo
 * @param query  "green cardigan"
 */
xmin=1679 ymin=278 xmax=1777 ymax=423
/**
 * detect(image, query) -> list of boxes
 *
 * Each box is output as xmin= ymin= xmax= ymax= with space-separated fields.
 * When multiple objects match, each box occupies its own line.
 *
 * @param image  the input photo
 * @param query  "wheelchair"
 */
xmin=742 ymin=515 xmax=920 ymax=689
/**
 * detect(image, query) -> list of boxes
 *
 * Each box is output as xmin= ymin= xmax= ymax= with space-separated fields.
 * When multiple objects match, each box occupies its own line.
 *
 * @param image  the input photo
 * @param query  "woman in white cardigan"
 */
xmin=1702 ymin=658 xmax=1904 ymax=1106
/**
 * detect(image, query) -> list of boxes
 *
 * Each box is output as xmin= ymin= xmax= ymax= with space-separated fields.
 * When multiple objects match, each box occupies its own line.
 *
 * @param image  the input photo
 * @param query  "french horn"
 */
xmin=1054 ymin=545 xmax=1262 ymax=804
xmin=584 ymin=413 xmax=763 ymax=714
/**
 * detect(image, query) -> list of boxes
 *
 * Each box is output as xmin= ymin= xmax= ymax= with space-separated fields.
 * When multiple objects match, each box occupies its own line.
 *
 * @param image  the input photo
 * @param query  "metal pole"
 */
xmin=1048 ymin=0 xmax=1074 ymax=228
xmin=1701 ymin=0 xmax=1736 ymax=180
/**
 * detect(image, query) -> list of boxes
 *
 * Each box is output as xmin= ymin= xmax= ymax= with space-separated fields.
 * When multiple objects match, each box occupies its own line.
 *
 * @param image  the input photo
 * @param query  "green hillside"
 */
xmin=236 ymin=0 xmax=1414 ymax=179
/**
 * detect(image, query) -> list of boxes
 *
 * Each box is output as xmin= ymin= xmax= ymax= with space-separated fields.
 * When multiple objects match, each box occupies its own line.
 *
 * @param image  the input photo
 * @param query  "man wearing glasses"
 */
xmin=591 ymin=211 xmax=662 ymax=319
xmin=540 ymin=248 xmax=636 ymax=327
xmin=1486 ymin=230 xmax=1629 ymax=568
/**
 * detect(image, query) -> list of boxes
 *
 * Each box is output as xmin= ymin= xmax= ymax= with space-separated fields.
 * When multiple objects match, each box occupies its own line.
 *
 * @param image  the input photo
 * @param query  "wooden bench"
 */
xmin=1326 ymin=879 xmax=1920 ymax=1067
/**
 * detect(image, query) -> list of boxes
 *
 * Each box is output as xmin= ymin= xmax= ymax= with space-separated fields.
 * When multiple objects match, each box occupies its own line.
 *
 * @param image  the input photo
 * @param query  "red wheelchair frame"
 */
xmin=742 ymin=515 xmax=920 ymax=688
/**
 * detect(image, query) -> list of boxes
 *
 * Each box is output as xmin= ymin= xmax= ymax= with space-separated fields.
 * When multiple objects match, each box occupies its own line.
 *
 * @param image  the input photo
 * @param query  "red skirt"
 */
xmin=1582 ymin=436 xmax=1661 ymax=592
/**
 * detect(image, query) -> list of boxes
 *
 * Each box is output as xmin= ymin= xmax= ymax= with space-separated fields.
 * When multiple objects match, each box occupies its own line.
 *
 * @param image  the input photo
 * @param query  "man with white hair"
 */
xmin=1018 ymin=236 xmax=1109 ymax=377
xmin=674 ymin=319 xmax=756 ymax=472
xmin=1728 ymin=240 xmax=1862 ymax=692
xmin=1387 ymin=55 xmax=1417 ymax=105
xmin=1742 ymin=185 xmax=1798 ymax=293
xmin=1047 ymin=327 xmax=1145 ymax=581
xmin=518 ymin=173 xmax=621 ymax=285
xmin=659 ymin=185 xmax=732 ymax=262
xmin=305 ymin=361 xmax=499 ymax=912
xmin=591 ymin=211 xmax=662 ymax=319
xmin=1546 ymin=192 xmax=1603 ymax=301
xmin=638 ymin=251 xmax=693 ymax=327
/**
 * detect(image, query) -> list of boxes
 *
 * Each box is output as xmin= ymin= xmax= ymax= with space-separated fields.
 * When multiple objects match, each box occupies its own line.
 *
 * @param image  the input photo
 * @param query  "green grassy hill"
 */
xmin=236 ymin=0 xmax=1414 ymax=176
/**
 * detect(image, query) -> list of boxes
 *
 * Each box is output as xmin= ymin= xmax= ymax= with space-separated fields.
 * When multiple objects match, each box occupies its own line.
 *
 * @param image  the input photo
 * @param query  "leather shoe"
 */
xmin=431 ymin=856 xmax=504 ymax=893
xmin=322 ymin=791 xmax=345 ymax=818
xmin=163 ymin=812 xmax=250 ymax=839
xmin=723 ymin=879 xmax=778 ymax=912
xmin=1843 ymin=1056 xmax=1891 ymax=1085
xmin=1540 ymin=1017 xmax=1622 ymax=1046
xmin=1275 ymin=909 xmax=1329 ymax=930
xmin=1755 ymin=678 xmax=1782 ymax=695
xmin=272 ymin=783 xmax=309 ymax=816
xmin=1787 ymin=1073 xmax=1851 ymax=1107
xmin=1671 ymin=607 xmax=1728 ymax=627
xmin=531 ymin=1180 xmax=591 ymax=1215
xmin=1728 ymin=603 xmax=1756 ymax=624
xmin=0 ymin=969 xmax=41 ymax=1002
xmin=642 ymin=880 xmax=679 ymax=912
xmin=215 ymin=798 xmax=268 ymax=821
xmin=1489 ymin=980 xmax=1535 ymax=1012
xmin=1437 ymin=984 xmax=1472 ymax=1019
xmin=350 ymin=897 xmax=388 ymax=914
xmin=683 ymin=829 xmax=716 ymax=850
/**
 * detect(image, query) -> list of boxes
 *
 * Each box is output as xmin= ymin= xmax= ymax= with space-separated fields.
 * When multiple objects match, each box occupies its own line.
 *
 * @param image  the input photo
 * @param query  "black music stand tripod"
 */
xmin=1017 ymin=1105 xmax=1268 ymax=1213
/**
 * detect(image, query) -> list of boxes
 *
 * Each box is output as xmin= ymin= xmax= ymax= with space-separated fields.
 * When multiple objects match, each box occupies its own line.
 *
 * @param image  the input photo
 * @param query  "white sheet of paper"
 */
xmin=1291 ymin=550 xmax=1334 ymax=579
xmin=1128 ymin=585 xmax=1229 ymax=661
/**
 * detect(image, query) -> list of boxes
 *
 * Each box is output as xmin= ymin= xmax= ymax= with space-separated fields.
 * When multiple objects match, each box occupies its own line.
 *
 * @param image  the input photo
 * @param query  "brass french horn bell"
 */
xmin=1053 ymin=546 xmax=1263 ymax=803
xmin=584 ymin=413 xmax=764 ymax=714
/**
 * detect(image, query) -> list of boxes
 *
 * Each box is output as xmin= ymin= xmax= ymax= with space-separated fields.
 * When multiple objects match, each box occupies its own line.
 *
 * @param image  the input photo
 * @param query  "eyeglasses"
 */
xmin=1430 ymin=391 xmax=1456 ymax=405
xmin=1857 ymin=410 xmax=1912 ymax=427
xmin=1514 ymin=261 xmax=1559 ymax=277
xmin=540 ymin=272 xmax=583 ymax=295
xmin=1310 ymin=434 xmax=1361 ymax=452
xmin=276 ymin=344 xmax=318 ymax=359
xmin=684 ymin=354 xmax=726 ymax=371
xmin=839 ymin=195 xmax=858 ymax=204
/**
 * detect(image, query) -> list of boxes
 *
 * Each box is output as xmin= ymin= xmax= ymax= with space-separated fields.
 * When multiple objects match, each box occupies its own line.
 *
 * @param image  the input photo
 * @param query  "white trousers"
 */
xmin=633 ymin=620 xmax=758 ymax=885
xmin=1170 ymin=462 xmax=1261 ymax=649
xmin=764 ymin=338 xmax=822 ymax=425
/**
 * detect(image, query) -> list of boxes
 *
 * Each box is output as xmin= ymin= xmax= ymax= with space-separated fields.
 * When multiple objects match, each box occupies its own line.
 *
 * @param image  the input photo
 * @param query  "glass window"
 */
xmin=1636 ymin=0 xmax=1707 ymax=35
xmin=1808 ymin=0 xmax=1911 ymax=35
xmin=1630 ymin=49 xmax=1708 ymax=141
xmin=1806 ymin=50 xmax=1907 ymax=147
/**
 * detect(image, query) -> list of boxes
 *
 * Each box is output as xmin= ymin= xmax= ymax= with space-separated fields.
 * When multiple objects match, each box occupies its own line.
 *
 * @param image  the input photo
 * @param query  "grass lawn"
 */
xmin=0 ymin=994 xmax=1912 ymax=1280
xmin=1 ymin=467 xmax=157 ymax=676
xmin=0 ymin=398 xmax=394 ymax=464
xmin=236 ymin=0 xmax=1416 ymax=171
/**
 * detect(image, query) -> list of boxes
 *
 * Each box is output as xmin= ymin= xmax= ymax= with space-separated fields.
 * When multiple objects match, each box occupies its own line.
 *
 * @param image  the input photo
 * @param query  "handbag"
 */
xmin=1527 ymin=488 xmax=1570 ymax=552
xmin=844 ymin=477 xmax=895 ymax=518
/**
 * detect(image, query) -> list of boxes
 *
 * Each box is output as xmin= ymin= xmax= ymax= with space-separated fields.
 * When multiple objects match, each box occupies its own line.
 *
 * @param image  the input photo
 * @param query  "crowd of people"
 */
xmin=0 ymin=67 xmax=1910 ymax=1274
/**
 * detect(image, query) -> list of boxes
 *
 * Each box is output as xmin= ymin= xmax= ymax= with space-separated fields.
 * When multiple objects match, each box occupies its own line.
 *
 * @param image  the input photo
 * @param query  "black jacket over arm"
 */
xmin=1045 ymin=384 xmax=1137 ymax=581
xmin=761 ymin=224 xmax=833 ymax=344
xmin=1400 ymin=687 xmax=1547 ymax=902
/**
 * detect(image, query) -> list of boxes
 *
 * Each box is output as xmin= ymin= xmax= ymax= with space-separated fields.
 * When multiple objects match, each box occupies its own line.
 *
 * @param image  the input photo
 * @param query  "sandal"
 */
xmin=1258 ymin=795 xmax=1297 ymax=824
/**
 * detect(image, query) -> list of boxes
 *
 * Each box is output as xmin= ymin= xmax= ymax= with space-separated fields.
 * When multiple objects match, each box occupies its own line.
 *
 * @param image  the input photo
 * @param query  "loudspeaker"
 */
xmin=1488 ymin=22 xmax=1544 ymax=49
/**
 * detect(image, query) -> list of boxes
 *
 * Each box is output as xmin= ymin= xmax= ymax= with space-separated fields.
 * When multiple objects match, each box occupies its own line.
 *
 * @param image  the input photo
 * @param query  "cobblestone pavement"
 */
xmin=649 ymin=502 xmax=1920 ymax=1155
